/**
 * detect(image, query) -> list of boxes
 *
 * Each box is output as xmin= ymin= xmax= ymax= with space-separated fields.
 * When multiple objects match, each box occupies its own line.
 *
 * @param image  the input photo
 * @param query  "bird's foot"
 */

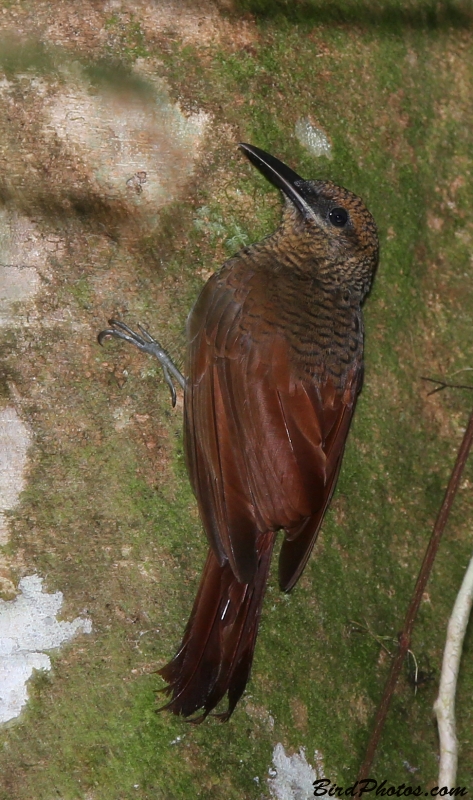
xmin=98 ymin=318 xmax=185 ymax=407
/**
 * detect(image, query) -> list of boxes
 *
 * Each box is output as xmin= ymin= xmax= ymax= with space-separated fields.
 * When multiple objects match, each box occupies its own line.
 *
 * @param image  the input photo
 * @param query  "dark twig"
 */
xmin=348 ymin=618 xmax=395 ymax=656
xmin=421 ymin=377 xmax=473 ymax=396
xmin=355 ymin=404 xmax=473 ymax=785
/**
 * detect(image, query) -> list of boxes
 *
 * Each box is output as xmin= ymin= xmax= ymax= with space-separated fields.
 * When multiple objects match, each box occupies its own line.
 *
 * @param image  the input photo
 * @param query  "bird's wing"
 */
xmin=184 ymin=271 xmax=362 ymax=588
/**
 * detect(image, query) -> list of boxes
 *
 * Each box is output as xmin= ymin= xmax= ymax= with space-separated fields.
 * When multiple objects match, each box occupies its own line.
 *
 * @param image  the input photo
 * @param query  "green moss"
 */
xmin=67 ymin=277 xmax=93 ymax=310
xmin=230 ymin=0 xmax=472 ymax=30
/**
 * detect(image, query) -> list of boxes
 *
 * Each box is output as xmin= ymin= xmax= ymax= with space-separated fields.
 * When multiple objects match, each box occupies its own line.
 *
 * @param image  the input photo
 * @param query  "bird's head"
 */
xmin=239 ymin=142 xmax=379 ymax=296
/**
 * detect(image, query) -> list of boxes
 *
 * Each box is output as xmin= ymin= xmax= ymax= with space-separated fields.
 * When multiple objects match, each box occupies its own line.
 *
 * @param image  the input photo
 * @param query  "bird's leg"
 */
xmin=98 ymin=318 xmax=185 ymax=407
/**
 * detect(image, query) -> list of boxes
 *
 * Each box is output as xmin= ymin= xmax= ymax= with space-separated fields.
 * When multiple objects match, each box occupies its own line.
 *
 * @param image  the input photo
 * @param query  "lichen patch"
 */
xmin=0 ymin=575 xmax=92 ymax=724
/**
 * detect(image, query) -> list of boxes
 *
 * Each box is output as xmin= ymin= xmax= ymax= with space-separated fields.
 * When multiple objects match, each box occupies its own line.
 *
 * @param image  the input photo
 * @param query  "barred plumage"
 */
xmin=100 ymin=144 xmax=379 ymax=722
xmin=157 ymin=145 xmax=378 ymax=720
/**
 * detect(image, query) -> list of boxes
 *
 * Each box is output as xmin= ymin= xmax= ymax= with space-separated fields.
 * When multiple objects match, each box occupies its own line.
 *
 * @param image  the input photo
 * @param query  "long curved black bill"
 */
xmin=239 ymin=143 xmax=314 ymax=219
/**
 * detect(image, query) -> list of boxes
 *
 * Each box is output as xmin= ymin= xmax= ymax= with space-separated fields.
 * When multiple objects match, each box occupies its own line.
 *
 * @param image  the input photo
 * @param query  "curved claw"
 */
xmin=98 ymin=318 xmax=150 ymax=349
xmin=162 ymin=364 xmax=177 ymax=408
xmin=98 ymin=318 xmax=185 ymax=407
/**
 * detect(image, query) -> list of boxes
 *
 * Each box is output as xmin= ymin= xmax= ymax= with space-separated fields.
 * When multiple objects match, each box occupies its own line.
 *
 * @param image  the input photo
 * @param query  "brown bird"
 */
xmin=99 ymin=143 xmax=379 ymax=721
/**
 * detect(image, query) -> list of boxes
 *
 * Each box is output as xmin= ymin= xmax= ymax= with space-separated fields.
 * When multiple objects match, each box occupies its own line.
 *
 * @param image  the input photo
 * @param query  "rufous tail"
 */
xmin=158 ymin=533 xmax=274 ymax=721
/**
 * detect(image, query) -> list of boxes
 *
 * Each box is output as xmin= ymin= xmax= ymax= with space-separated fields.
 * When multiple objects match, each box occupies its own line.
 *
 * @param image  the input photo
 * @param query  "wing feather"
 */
xmin=185 ymin=271 xmax=362 ymax=590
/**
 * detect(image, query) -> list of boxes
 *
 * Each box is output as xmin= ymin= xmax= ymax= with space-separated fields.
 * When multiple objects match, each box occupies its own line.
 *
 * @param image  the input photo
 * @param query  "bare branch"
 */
xmin=355 ymin=405 xmax=473 ymax=785
xmin=434 ymin=551 xmax=473 ymax=786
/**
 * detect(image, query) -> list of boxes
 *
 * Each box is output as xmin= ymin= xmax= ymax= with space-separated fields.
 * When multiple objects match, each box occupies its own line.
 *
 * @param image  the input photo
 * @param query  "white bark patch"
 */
xmin=0 ymin=575 xmax=92 ymax=724
xmin=0 ymin=211 xmax=55 ymax=328
xmin=0 ymin=266 xmax=40 ymax=328
xmin=44 ymin=80 xmax=208 ymax=212
xmin=0 ymin=407 xmax=32 ymax=545
xmin=295 ymin=118 xmax=333 ymax=160
xmin=268 ymin=743 xmax=325 ymax=800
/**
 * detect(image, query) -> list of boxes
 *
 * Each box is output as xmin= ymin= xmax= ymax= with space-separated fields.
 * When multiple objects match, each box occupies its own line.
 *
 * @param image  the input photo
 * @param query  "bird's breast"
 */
xmin=234 ymin=264 xmax=364 ymax=388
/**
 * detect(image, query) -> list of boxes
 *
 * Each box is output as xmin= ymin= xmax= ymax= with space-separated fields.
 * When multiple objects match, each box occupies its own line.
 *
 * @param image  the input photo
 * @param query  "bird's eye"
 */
xmin=328 ymin=207 xmax=349 ymax=227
